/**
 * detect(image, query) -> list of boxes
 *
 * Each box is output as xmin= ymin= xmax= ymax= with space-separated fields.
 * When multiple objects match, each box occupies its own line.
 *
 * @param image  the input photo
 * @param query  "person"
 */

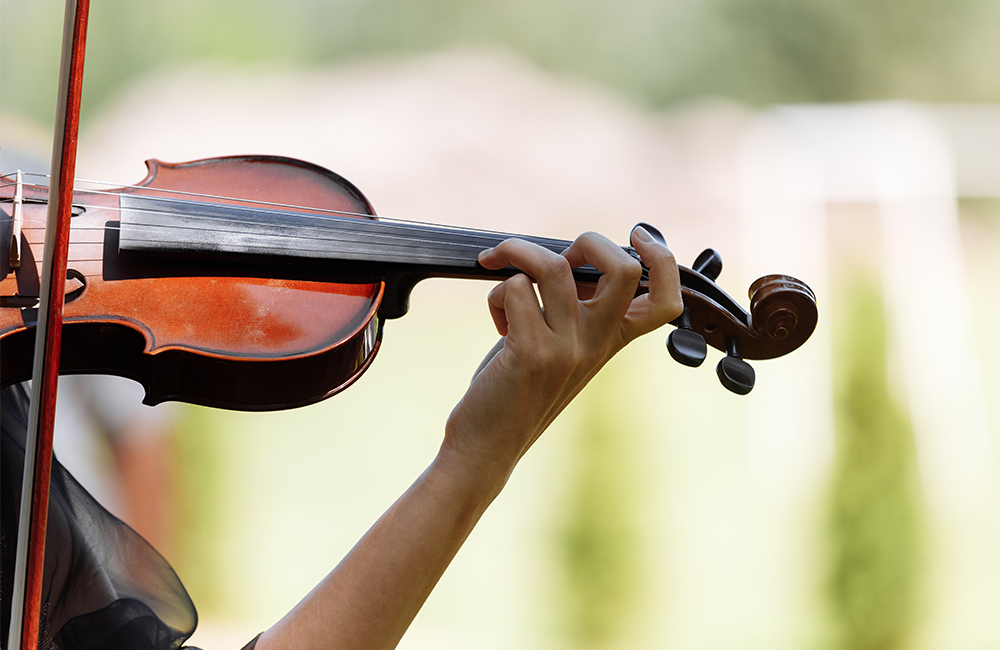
xmin=248 ymin=227 xmax=680 ymax=650
xmin=1 ymin=227 xmax=680 ymax=650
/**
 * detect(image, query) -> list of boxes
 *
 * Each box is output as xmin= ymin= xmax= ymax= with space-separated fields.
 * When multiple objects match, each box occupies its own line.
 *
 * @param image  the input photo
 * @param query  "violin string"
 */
xmin=4 ymin=193 xmax=579 ymax=264
xmin=17 ymin=202 xmax=524 ymax=260
xmin=1 ymin=173 xmax=641 ymax=269
xmin=18 ymin=220 xmax=491 ymax=264
xmin=7 ymin=199 xmax=580 ymax=265
xmin=14 ymin=206 xmax=554 ymax=266
xmin=4 ymin=171 xmax=561 ymax=245
xmin=0 ymin=172 xmax=595 ymax=279
xmin=1 ymin=172 xmax=610 ymax=260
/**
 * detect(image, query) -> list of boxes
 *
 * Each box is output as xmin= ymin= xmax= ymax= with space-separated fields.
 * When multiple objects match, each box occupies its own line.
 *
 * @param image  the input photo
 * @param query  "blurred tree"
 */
xmin=687 ymin=0 xmax=984 ymax=104
xmin=173 ymin=406 xmax=230 ymax=614
xmin=553 ymin=370 xmax=642 ymax=649
xmin=3 ymin=0 xmax=1000 ymax=133
xmin=826 ymin=280 xmax=924 ymax=650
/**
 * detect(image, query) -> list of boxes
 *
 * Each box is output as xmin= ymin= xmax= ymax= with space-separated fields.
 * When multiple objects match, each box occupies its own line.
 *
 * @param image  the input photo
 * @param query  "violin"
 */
xmin=1 ymin=154 xmax=817 ymax=408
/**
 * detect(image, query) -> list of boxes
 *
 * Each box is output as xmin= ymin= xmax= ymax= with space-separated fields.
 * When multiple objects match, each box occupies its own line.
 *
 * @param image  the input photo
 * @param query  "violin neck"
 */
xmin=117 ymin=195 xmax=637 ymax=317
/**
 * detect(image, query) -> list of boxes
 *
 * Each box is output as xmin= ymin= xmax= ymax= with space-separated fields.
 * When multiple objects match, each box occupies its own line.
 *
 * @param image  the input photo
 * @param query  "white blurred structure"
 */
xmin=740 ymin=103 xmax=997 ymax=511
xmin=738 ymin=103 xmax=1000 ymax=649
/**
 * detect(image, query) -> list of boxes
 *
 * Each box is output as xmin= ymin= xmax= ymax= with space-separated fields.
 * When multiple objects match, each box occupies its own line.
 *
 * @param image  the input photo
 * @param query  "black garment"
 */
xmin=1 ymin=383 xmax=198 ymax=650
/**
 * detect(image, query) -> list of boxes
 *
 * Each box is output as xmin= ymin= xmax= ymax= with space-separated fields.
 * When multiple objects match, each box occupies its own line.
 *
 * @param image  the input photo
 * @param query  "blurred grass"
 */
xmin=826 ymin=279 xmax=924 ymax=650
xmin=3 ymin=0 xmax=1000 ymax=135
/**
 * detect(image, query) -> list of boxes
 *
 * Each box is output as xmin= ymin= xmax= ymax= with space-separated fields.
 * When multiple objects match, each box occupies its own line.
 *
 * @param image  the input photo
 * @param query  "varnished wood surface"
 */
xmin=2 ymin=157 xmax=385 ymax=409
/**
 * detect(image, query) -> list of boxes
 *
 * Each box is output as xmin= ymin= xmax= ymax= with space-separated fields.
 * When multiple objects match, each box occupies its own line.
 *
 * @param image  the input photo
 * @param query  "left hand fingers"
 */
xmin=620 ymin=225 xmax=683 ymax=341
xmin=561 ymin=232 xmax=644 ymax=327
xmin=479 ymin=228 xmax=682 ymax=351
xmin=478 ymin=239 xmax=579 ymax=331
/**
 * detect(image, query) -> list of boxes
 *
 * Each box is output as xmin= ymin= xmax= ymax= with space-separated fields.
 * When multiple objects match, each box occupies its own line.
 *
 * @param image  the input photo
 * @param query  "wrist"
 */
xmin=428 ymin=434 xmax=516 ymax=508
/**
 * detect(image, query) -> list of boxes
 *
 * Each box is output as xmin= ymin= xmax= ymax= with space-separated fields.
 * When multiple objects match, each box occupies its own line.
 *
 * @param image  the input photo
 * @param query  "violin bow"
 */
xmin=6 ymin=1 xmax=91 ymax=648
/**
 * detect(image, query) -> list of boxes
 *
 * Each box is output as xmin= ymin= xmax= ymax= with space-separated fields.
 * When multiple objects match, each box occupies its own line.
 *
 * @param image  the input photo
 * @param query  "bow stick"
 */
xmin=6 ymin=1 xmax=92 ymax=648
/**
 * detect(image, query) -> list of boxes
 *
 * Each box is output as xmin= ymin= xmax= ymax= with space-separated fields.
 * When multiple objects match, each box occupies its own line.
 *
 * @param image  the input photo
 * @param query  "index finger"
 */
xmin=478 ymin=238 xmax=579 ymax=329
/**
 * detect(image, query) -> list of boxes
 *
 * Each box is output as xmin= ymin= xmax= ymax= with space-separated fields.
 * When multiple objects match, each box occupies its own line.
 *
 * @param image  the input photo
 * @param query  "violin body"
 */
xmin=1 ymin=155 xmax=818 ymax=407
xmin=2 ymin=157 xmax=384 ymax=410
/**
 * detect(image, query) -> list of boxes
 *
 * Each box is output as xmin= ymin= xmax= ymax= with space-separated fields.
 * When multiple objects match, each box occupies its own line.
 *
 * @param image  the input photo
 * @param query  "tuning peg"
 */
xmin=633 ymin=222 xmax=667 ymax=246
xmin=692 ymin=248 xmax=723 ymax=281
xmin=667 ymin=307 xmax=707 ymax=367
xmin=716 ymin=337 xmax=754 ymax=395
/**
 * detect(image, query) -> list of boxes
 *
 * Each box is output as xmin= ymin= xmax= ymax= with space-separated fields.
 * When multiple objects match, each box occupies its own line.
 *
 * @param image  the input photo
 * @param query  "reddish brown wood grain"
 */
xmin=2 ymin=156 xmax=386 ymax=411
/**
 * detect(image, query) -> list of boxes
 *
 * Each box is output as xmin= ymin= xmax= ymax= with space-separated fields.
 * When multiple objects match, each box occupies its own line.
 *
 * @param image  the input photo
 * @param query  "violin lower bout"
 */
xmin=1 ymin=286 xmax=385 ymax=411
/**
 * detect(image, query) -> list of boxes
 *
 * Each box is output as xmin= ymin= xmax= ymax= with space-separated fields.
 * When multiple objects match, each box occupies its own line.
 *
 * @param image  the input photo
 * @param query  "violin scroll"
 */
xmin=749 ymin=275 xmax=815 ymax=341
xmin=664 ymin=247 xmax=817 ymax=395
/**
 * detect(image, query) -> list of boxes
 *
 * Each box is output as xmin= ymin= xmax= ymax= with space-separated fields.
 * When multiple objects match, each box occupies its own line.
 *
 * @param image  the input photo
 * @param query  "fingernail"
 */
xmin=632 ymin=225 xmax=655 ymax=244
xmin=478 ymin=247 xmax=494 ymax=261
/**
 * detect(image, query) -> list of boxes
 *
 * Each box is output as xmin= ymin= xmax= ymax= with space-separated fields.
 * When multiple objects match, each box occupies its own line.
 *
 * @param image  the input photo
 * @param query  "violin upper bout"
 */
xmin=129 ymin=155 xmax=377 ymax=219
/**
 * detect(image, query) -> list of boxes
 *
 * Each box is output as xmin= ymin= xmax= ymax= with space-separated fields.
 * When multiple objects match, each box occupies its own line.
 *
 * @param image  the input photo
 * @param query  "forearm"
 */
xmin=255 ymin=229 xmax=680 ymax=650
xmin=256 ymin=442 xmax=511 ymax=650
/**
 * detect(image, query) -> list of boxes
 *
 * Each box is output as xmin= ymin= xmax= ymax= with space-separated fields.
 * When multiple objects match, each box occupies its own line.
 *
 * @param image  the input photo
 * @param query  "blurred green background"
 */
xmin=3 ymin=1 xmax=1000 ymax=650
xmin=5 ymin=0 xmax=1000 ymax=127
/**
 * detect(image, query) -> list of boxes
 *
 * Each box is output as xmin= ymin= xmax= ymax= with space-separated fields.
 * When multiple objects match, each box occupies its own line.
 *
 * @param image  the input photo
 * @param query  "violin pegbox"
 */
xmin=666 ymin=247 xmax=754 ymax=392
xmin=665 ymin=247 xmax=726 ymax=367
xmin=631 ymin=225 xmax=739 ymax=388
xmin=629 ymin=224 xmax=712 ymax=371
xmin=661 ymin=244 xmax=817 ymax=396
xmin=666 ymin=306 xmax=708 ymax=368
xmin=661 ymin=247 xmax=819 ymax=396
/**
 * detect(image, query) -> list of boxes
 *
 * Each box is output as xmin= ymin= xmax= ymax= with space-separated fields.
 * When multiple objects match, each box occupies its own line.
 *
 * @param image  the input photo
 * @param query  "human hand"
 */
xmin=254 ymin=228 xmax=680 ymax=650
xmin=440 ymin=226 xmax=682 ymax=487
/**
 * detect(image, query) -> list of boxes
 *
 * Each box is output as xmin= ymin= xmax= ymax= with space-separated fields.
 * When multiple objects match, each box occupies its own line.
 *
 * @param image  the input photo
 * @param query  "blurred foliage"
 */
xmin=554 ymin=371 xmax=642 ymax=649
xmin=2 ymin=0 xmax=1000 ymax=131
xmin=958 ymin=197 xmax=1000 ymax=228
xmin=826 ymin=280 xmax=924 ymax=650
xmin=173 ymin=405 xmax=230 ymax=614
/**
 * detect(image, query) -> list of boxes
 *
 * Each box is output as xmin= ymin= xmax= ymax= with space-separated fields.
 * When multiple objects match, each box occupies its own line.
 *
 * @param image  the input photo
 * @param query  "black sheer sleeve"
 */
xmin=1 ymin=383 xmax=198 ymax=650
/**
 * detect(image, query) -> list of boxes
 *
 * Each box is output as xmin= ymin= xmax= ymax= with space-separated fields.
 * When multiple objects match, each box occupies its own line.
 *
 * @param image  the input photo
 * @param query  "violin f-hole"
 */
xmin=0 ymin=270 xmax=86 ymax=309
xmin=64 ymin=269 xmax=86 ymax=303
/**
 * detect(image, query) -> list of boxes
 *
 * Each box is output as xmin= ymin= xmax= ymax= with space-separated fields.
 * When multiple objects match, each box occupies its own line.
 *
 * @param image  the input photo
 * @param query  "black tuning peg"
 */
xmin=716 ymin=337 xmax=754 ymax=395
xmin=633 ymin=222 xmax=667 ymax=246
xmin=667 ymin=307 xmax=707 ymax=367
xmin=693 ymin=248 xmax=723 ymax=281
